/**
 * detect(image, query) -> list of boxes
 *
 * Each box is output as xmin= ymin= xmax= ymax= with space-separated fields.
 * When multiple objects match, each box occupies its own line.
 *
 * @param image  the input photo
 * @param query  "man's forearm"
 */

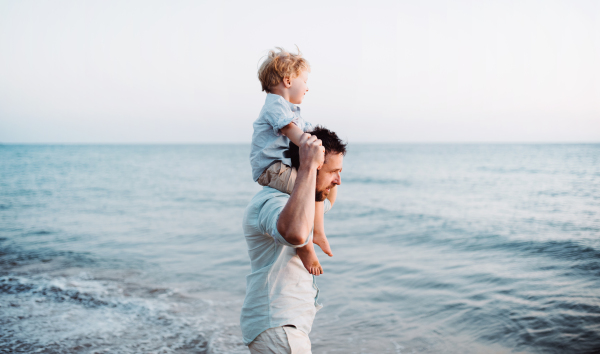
xmin=277 ymin=165 xmax=317 ymax=245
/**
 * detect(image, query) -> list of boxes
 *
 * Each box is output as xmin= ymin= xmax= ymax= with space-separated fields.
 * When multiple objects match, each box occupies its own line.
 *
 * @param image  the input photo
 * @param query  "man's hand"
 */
xmin=299 ymin=133 xmax=325 ymax=170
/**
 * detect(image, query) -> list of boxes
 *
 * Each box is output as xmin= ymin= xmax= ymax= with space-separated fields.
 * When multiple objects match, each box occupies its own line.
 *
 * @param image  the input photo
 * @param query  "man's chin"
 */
xmin=315 ymin=189 xmax=329 ymax=202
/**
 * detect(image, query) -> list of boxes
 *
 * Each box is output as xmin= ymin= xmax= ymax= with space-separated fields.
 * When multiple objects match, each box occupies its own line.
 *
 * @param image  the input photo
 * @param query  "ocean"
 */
xmin=1 ymin=144 xmax=599 ymax=353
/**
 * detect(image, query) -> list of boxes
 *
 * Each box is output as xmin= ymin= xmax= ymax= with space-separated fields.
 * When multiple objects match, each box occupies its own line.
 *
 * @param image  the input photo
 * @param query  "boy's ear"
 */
xmin=283 ymin=77 xmax=292 ymax=88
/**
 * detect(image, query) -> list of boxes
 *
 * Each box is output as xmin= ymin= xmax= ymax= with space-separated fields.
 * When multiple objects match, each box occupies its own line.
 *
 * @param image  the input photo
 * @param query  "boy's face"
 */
xmin=287 ymin=70 xmax=309 ymax=104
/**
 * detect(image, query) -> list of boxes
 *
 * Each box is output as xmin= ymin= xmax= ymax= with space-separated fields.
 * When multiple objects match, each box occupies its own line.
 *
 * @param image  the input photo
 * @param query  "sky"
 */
xmin=0 ymin=0 xmax=598 ymax=143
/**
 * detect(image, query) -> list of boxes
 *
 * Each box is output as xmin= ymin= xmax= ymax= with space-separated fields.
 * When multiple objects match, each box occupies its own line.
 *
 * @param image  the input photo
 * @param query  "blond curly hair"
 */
xmin=258 ymin=47 xmax=311 ymax=93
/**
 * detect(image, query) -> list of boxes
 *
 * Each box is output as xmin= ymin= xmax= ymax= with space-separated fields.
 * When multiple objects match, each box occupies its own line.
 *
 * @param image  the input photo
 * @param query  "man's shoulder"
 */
xmin=248 ymin=187 xmax=290 ymax=210
xmin=244 ymin=187 xmax=290 ymax=233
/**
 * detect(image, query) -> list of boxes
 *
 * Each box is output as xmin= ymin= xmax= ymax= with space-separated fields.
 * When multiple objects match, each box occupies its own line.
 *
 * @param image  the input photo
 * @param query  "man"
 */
xmin=241 ymin=126 xmax=347 ymax=353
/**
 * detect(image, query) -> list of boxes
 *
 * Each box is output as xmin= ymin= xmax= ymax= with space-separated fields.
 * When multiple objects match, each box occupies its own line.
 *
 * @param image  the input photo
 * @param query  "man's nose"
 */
xmin=334 ymin=173 xmax=341 ymax=185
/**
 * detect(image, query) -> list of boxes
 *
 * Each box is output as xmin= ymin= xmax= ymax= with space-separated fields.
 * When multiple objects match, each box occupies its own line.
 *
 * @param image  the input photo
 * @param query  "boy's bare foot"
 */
xmin=297 ymin=244 xmax=323 ymax=276
xmin=313 ymin=232 xmax=333 ymax=257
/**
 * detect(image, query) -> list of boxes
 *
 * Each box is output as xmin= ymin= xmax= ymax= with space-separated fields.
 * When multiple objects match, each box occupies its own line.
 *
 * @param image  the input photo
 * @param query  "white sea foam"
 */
xmin=0 ymin=272 xmax=247 ymax=353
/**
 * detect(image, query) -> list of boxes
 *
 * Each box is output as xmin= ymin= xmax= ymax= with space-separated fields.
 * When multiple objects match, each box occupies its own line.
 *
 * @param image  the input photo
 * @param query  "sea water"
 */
xmin=1 ymin=144 xmax=599 ymax=353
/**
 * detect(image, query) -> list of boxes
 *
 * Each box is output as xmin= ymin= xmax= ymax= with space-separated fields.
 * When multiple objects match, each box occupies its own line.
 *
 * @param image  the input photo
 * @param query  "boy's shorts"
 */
xmin=257 ymin=162 xmax=297 ymax=195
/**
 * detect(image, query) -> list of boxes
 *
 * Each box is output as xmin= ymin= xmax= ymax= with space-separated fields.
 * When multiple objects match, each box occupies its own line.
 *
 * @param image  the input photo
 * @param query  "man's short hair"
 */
xmin=258 ymin=47 xmax=311 ymax=93
xmin=288 ymin=126 xmax=347 ymax=170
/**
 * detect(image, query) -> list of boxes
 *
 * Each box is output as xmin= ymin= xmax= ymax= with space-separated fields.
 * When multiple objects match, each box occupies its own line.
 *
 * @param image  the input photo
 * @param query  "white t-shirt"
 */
xmin=240 ymin=187 xmax=331 ymax=345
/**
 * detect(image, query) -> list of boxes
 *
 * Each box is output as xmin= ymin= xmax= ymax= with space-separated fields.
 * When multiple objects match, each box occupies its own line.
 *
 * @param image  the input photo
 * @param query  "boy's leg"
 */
xmin=313 ymin=202 xmax=332 ymax=257
xmin=259 ymin=163 xmax=329 ymax=273
xmin=296 ymin=238 xmax=323 ymax=275
xmin=257 ymin=162 xmax=297 ymax=195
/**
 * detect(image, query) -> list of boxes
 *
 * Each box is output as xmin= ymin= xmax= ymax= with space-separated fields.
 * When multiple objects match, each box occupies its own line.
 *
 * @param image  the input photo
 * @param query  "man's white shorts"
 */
xmin=248 ymin=326 xmax=312 ymax=354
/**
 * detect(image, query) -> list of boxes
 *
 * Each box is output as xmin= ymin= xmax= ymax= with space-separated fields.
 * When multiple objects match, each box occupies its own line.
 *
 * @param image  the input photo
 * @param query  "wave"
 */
xmin=0 ymin=271 xmax=247 ymax=354
xmin=463 ymin=238 xmax=600 ymax=274
xmin=343 ymin=176 xmax=412 ymax=186
xmin=0 ymin=275 xmax=112 ymax=308
xmin=0 ymin=240 xmax=248 ymax=354
xmin=0 ymin=273 xmax=210 ymax=353
xmin=0 ymin=242 xmax=96 ymax=270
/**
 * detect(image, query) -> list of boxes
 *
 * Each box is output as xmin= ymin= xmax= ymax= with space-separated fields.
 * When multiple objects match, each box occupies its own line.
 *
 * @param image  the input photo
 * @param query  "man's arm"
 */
xmin=276 ymin=133 xmax=324 ymax=245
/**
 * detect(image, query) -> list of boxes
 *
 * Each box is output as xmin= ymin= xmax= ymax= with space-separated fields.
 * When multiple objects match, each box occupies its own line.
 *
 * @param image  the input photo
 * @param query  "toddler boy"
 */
xmin=250 ymin=47 xmax=335 ymax=275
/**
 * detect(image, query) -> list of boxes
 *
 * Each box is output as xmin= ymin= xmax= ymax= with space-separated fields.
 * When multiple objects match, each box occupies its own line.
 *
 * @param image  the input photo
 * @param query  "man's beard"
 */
xmin=315 ymin=186 xmax=332 ymax=202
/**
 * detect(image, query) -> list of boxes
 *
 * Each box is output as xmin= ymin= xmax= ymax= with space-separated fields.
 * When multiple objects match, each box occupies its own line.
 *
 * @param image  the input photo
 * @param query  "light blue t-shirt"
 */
xmin=250 ymin=93 xmax=314 ymax=182
xmin=240 ymin=187 xmax=331 ymax=345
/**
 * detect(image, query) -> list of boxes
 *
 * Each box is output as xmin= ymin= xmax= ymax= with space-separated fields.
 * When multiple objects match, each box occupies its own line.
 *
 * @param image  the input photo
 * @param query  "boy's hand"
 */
xmin=299 ymin=133 xmax=325 ymax=170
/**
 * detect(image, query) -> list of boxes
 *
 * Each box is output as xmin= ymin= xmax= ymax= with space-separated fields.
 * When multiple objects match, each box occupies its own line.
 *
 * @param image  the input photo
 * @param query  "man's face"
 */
xmin=315 ymin=152 xmax=343 ymax=202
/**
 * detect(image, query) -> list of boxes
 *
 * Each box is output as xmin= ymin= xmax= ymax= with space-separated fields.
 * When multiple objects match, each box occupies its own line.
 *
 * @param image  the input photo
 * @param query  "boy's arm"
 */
xmin=326 ymin=185 xmax=338 ymax=207
xmin=280 ymin=123 xmax=305 ymax=147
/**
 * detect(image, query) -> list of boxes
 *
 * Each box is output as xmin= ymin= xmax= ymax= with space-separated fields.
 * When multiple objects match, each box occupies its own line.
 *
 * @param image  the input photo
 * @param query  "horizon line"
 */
xmin=2 ymin=141 xmax=599 ymax=145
